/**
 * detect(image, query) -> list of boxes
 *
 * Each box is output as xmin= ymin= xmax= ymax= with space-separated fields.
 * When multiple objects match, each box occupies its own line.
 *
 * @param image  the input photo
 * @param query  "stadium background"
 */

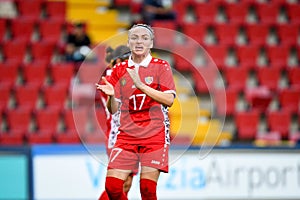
xmin=0 ymin=0 xmax=299 ymax=199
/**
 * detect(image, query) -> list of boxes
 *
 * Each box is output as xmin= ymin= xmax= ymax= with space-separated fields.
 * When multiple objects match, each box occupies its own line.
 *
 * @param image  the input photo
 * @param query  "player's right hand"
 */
xmin=95 ymin=77 xmax=115 ymax=96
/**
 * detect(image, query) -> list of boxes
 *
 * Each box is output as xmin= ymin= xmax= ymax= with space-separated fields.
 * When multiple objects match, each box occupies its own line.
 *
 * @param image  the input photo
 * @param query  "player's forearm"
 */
xmin=139 ymin=84 xmax=175 ymax=107
xmin=107 ymin=95 xmax=119 ymax=114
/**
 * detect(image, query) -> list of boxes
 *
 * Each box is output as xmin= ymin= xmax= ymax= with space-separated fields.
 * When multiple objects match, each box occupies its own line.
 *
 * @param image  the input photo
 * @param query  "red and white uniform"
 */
xmin=108 ymin=54 xmax=176 ymax=145
xmin=100 ymin=67 xmax=120 ymax=155
xmin=107 ymin=54 xmax=176 ymax=172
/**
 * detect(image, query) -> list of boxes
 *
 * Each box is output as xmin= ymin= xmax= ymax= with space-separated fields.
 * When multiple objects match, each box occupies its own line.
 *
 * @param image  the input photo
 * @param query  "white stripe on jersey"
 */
xmin=108 ymin=109 xmax=121 ymax=149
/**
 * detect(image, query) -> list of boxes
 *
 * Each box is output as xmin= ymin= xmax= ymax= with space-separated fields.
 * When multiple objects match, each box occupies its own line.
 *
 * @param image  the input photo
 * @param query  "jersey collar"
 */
xmin=128 ymin=54 xmax=152 ymax=68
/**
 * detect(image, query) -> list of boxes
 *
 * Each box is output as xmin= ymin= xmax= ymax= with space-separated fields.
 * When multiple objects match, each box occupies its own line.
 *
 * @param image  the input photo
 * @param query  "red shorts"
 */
xmin=107 ymin=142 xmax=169 ymax=174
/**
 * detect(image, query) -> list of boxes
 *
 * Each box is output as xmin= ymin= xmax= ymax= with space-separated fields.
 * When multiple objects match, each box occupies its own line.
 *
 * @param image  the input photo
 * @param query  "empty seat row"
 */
xmin=0 ymin=17 xmax=85 ymax=43
xmin=0 ymin=39 xmax=61 ymax=63
xmin=0 ymin=107 xmax=106 ymax=145
xmin=181 ymin=23 xmax=300 ymax=46
xmin=235 ymin=109 xmax=300 ymax=141
xmin=174 ymin=1 xmax=300 ymax=25
xmin=178 ymin=63 xmax=300 ymax=96
xmin=171 ymin=44 xmax=299 ymax=72
xmin=0 ymin=60 xmax=75 ymax=86
xmin=13 ymin=0 xmax=66 ymax=20
xmin=214 ymin=86 xmax=300 ymax=116
xmin=0 ymin=82 xmax=70 ymax=111
xmin=8 ymin=18 xmax=66 ymax=42
xmin=0 ymin=61 xmax=106 ymax=111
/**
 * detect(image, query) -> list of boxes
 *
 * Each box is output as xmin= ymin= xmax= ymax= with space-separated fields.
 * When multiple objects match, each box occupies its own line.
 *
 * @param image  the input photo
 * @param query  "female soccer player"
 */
xmin=96 ymin=24 xmax=176 ymax=200
xmin=98 ymin=45 xmax=133 ymax=200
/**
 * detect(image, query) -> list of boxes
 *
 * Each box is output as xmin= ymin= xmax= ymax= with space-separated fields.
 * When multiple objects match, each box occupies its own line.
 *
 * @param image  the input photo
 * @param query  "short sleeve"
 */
xmin=106 ymin=65 xmax=121 ymax=100
xmin=159 ymin=61 xmax=176 ymax=96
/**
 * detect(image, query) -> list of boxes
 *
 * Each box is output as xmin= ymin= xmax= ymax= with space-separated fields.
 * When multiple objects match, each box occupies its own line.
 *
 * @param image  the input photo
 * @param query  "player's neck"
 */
xmin=132 ymin=53 xmax=148 ymax=64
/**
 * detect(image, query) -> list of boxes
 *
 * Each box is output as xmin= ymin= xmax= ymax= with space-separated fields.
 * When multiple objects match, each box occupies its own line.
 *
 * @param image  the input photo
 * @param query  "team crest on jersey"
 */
xmin=120 ymin=78 xmax=126 ymax=86
xmin=145 ymin=76 xmax=153 ymax=84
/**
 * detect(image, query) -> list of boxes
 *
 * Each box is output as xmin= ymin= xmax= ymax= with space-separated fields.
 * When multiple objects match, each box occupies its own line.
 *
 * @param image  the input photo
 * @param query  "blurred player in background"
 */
xmin=98 ymin=45 xmax=133 ymax=200
xmin=96 ymin=24 xmax=176 ymax=200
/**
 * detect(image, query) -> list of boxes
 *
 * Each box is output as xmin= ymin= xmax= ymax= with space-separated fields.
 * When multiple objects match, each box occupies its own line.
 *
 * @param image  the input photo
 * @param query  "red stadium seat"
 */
xmin=152 ymin=20 xmax=177 ymax=30
xmin=59 ymin=108 xmax=88 ymax=143
xmin=172 ymin=44 xmax=198 ymax=71
xmin=196 ymin=2 xmax=219 ymax=24
xmin=6 ymin=107 xmax=32 ymax=134
xmin=0 ymin=130 xmax=25 ymax=145
xmin=214 ymin=88 xmax=238 ymax=116
xmin=174 ymin=1 xmax=198 ymax=23
xmin=0 ymin=19 xmax=7 ymax=41
xmin=256 ymin=3 xmax=280 ymax=24
xmin=267 ymin=110 xmax=291 ymax=139
xmin=38 ymin=18 xmax=65 ymax=43
xmin=9 ymin=18 xmax=36 ymax=41
xmin=63 ymin=108 xmax=88 ymax=133
xmin=205 ymin=45 xmax=228 ymax=69
xmin=81 ymin=94 xmax=109 ymax=144
xmin=44 ymin=0 xmax=66 ymax=19
xmin=35 ymin=107 xmax=60 ymax=132
xmin=256 ymin=67 xmax=281 ymax=91
xmin=2 ymin=39 xmax=28 ymax=62
xmin=15 ymin=0 xmax=43 ymax=20
xmin=223 ymin=67 xmax=248 ymax=91
xmin=192 ymin=66 xmax=217 ymax=93
xmin=29 ymin=40 xmax=56 ymax=62
xmin=235 ymin=110 xmax=260 ymax=140
xmin=22 ymin=59 xmax=48 ymax=85
xmin=215 ymin=24 xmax=239 ymax=46
xmin=286 ymin=4 xmax=300 ymax=24
xmin=78 ymin=63 xmax=104 ymax=84
xmin=14 ymin=83 xmax=40 ymax=110
xmin=0 ymin=61 xmax=20 ymax=85
xmin=245 ymin=86 xmax=272 ymax=112
xmin=26 ymin=131 xmax=53 ymax=144
xmin=181 ymin=23 xmax=207 ymax=45
xmin=129 ymin=1 xmax=142 ymax=14
xmin=50 ymin=63 xmax=74 ymax=86
xmin=27 ymin=107 xmax=61 ymax=144
xmin=246 ymin=24 xmax=269 ymax=46
xmin=225 ymin=2 xmax=249 ymax=25
xmin=0 ymin=82 xmax=12 ymax=110
xmin=278 ymin=88 xmax=300 ymax=113
xmin=42 ymin=83 xmax=69 ymax=109
xmin=236 ymin=45 xmax=260 ymax=69
xmin=277 ymin=24 xmax=299 ymax=46
xmin=153 ymin=26 xmax=176 ymax=49
xmin=266 ymin=46 xmax=289 ymax=69
xmin=287 ymin=68 xmax=300 ymax=88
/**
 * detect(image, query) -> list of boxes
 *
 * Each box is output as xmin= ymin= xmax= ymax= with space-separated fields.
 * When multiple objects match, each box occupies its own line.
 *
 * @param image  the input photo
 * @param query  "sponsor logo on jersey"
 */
xmin=151 ymin=160 xmax=160 ymax=165
xmin=145 ymin=76 xmax=153 ymax=84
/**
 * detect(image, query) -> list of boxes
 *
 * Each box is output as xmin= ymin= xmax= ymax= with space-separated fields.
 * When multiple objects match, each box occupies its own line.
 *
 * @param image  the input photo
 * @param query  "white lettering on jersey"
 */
xmin=151 ymin=160 xmax=160 ymax=165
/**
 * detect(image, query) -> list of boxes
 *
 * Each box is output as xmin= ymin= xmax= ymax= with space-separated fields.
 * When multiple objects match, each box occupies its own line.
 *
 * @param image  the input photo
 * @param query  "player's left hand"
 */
xmin=126 ymin=67 xmax=145 ymax=89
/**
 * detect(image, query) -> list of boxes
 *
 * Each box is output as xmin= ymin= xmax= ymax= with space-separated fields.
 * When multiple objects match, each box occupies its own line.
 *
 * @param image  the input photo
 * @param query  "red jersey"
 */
xmin=100 ymin=67 xmax=120 ymax=150
xmin=107 ymin=55 xmax=176 ymax=145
